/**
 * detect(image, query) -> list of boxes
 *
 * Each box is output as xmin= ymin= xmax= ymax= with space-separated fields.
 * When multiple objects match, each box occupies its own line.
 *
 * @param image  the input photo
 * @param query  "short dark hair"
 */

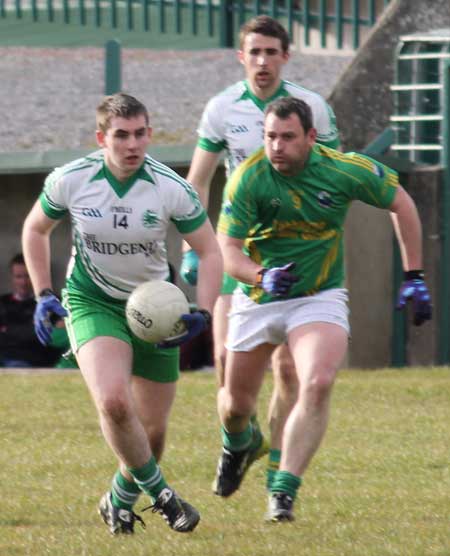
xmin=265 ymin=97 xmax=313 ymax=133
xmin=96 ymin=93 xmax=149 ymax=134
xmin=9 ymin=253 xmax=25 ymax=268
xmin=239 ymin=15 xmax=290 ymax=53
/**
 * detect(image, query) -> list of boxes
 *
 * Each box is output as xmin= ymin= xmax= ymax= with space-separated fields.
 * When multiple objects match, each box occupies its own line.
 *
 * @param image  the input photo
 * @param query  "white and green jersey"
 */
xmin=40 ymin=150 xmax=207 ymax=301
xmin=197 ymin=79 xmax=339 ymax=176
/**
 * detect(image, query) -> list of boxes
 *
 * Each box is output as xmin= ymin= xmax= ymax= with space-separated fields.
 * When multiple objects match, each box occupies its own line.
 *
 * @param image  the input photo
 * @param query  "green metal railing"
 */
xmin=0 ymin=0 xmax=391 ymax=49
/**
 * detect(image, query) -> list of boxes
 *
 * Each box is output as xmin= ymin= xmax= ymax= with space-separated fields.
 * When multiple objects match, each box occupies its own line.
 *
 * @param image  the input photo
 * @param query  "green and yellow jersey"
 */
xmin=217 ymin=144 xmax=399 ymax=304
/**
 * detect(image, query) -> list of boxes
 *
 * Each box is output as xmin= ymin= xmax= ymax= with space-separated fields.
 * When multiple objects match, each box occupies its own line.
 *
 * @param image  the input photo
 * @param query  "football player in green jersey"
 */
xmin=182 ymin=15 xmax=340 ymax=493
xmin=22 ymin=93 xmax=223 ymax=534
xmin=213 ymin=97 xmax=431 ymax=521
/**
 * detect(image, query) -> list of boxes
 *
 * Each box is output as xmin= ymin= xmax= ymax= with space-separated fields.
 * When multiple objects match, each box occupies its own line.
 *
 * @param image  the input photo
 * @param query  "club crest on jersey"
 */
xmin=317 ymin=191 xmax=333 ymax=208
xmin=223 ymin=200 xmax=233 ymax=215
xmin=372 ymin=163 xmax=385 ymax=178
xmin=142 ymin=210 xmax=159 ymax=228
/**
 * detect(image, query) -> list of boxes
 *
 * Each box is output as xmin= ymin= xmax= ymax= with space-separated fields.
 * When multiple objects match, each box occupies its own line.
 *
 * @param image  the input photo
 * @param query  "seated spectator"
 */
xmin=0 ymin=253 xmax=63 ymax=368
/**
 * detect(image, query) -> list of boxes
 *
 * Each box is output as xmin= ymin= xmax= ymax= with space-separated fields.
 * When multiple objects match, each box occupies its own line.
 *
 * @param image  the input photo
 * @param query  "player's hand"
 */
xmin=396 ymin=271 xmax=432 ymax=326
xmin=260 ymin=262 xmax=299 ymax=297
xmin=180 ymin=249 xmax=199 ymax=286
xmin=157 ymin=309 xmax=211 ymax=348
xmin=34 ymin=289 xmax=68 ymax=345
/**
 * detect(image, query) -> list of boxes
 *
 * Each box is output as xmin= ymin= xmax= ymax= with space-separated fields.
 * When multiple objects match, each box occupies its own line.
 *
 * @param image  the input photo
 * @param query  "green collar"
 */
xmin=91 ymin=160 xmax=154 ymax=198
xmin=240 ymin=80 xmax=288 ymax=112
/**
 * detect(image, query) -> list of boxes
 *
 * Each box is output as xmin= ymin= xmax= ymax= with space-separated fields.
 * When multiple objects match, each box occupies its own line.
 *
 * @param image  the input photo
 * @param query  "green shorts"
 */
xmin=62 ymin=287 xmax=179 ymax=383
xmin=221 ymin=272 xmax=238 ymax=295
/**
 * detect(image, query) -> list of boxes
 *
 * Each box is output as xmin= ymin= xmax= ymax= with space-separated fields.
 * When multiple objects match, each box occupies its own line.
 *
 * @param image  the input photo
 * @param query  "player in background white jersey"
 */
xmin=181 ymin=16 xmax=340 ymax=492
xmin=22 ymin=93 xmax=223 ymax=535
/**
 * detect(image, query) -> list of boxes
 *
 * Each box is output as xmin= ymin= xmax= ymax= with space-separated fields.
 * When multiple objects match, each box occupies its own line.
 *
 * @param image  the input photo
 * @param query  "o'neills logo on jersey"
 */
xmin=83 ymin=234 xmax=156 ymax=257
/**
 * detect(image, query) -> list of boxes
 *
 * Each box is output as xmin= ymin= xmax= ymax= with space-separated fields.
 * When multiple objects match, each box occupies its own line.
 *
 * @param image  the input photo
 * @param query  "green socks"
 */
xmin=266 ymin=449 xmax=281 ymax=491
xmin=127 ymin=456 xmax=168 ymax=502
xmin=221 ymin=423 xmax=262 ymax=452
xmin=270 ymin=470 xmax=302 ymax=499
xmin=111 ymin=470 xmax=141 ymax=511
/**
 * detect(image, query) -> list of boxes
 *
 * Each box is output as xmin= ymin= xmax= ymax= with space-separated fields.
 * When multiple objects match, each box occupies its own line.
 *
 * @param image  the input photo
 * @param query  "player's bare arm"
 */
xmin=389 ymin=185 xmax=423 ymax=270
xmin=186 ymin=147 xmax=222 ymax=209
xmin=22 ymin=200 xmax=60 ymax=295
xmin=217 ymin=232 xmax=263 ymax=286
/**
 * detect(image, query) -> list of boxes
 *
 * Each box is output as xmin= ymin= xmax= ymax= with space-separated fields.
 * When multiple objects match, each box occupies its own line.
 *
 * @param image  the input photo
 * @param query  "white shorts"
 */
xmin=226 ymin=288 xmax=350 ymax=352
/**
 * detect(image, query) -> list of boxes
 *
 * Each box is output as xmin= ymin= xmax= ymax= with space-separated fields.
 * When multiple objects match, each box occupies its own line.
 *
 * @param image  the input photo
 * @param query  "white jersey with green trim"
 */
xmin=40 ymin=150 xmax=206 ymax=300
xmin=197 ymin=79 xmax=339 ymax=176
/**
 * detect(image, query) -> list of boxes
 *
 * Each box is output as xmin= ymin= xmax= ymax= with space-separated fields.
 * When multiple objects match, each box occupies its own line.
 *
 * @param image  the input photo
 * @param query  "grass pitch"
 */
xmin=1 ymin=367 xmax=449 ymax=556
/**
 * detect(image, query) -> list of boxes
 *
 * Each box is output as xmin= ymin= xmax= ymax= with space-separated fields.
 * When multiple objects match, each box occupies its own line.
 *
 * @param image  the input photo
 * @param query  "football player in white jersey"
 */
xmin=22 ymin=93 xmax=223 ymax=535
xmin=181 ymin=15 xmax=340 ymax=493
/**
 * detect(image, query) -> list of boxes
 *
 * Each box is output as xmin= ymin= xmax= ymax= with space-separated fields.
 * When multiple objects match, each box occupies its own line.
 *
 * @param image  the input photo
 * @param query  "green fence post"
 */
xmin=352 ymin=0 xmax=359 ymax=50
xmin=219 ymin=0 xmax=234 ymax=48
xmin=31 ymin=0 xmax=38 ymax=21
xmin=126 ymin=0 xmax=133 ymax=30
xmin=439 ymin=60 xmax=450 ymax=364
xmin=63 ymin=0 xmax=70 ymax=23
xmin=94 ymin=0 xmax=101 ymax=27
xmin=105 ymin=40 xmax=122 ymax=95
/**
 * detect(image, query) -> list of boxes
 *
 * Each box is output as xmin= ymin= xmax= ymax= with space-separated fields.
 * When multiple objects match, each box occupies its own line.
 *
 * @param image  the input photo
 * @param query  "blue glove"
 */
xmin=180 ymin=249 xmax=199 ymax=286
xmin=157 ymin=309 xmax=211 ymax=349
xmin=34 ymin=289 xmax=68 ymax=345
xmin=396 ymin=271 xmax=432 ymax=326
xmin=259 ymin=262 xmax=299 ymax=297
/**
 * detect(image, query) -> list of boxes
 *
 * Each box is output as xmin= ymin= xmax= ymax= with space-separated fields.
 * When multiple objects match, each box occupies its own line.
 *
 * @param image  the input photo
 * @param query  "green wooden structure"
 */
xmin=0 ymin=0 xmax=391 ymax=49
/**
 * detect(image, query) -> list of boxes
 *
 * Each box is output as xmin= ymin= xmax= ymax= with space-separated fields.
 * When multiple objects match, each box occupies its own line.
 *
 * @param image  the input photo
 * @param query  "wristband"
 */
xmin=404 ymin=270 xmax=424 ymax=280
xmin=256 ymin=268 xmax=268 ymax=286
xmin=198 ymin=309 xmax=212 ymax=327
xmin=37 ymin=288 xmax=56 ymax=300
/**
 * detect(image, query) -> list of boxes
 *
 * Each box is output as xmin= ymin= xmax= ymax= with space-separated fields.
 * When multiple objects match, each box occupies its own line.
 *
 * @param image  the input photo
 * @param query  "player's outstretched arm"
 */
xmin=389 ymin=185 xmax=432 ymax=326
xmin=389 ymin=185 xmax=423 ymax=271
xmin=180 ymin=147 xmax=222 ymax=285
xmin=186 ymin=147 xmax=222 ymax=210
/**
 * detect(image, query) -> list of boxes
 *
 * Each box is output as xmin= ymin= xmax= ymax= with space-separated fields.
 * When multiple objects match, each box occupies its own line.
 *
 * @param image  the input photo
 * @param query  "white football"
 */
xmin=126 ymin=280 xmax=189 ymax=343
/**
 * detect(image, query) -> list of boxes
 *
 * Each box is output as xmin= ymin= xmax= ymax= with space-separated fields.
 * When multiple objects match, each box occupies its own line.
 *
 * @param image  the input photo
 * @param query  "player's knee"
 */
xmin=223 ymin=389 xmax=253 ymax=419
xmin=98 ymin=393 xmax=133 ymax=425
xmin=303 ymin=369 xmax=336 ymax=406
